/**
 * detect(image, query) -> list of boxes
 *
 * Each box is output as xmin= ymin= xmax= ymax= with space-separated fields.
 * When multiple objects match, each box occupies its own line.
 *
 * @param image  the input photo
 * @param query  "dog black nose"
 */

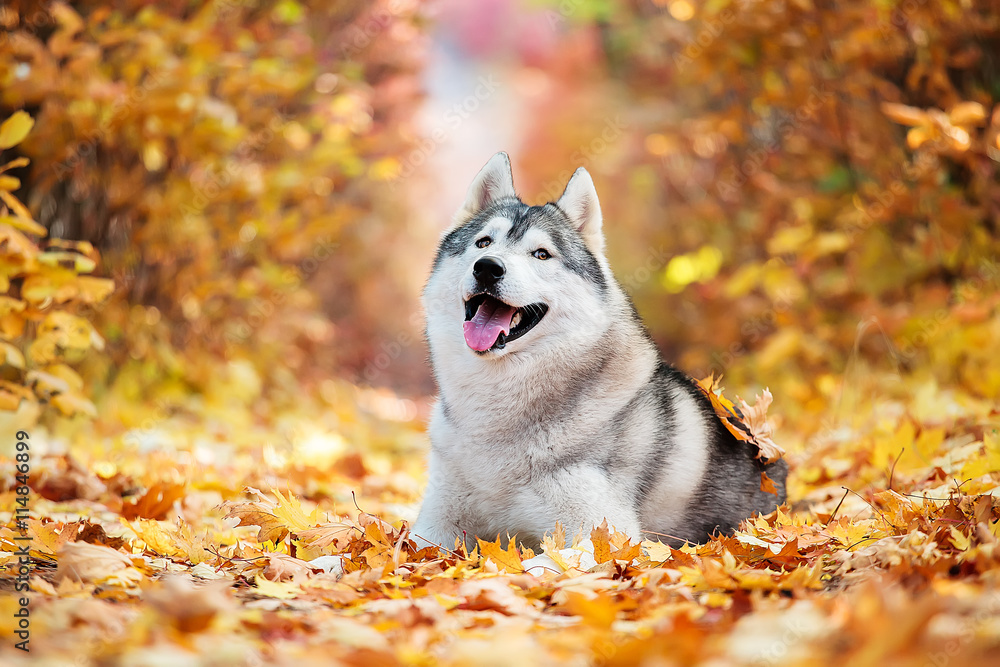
xmin=473 ymin=256 xmax=505 ymax=284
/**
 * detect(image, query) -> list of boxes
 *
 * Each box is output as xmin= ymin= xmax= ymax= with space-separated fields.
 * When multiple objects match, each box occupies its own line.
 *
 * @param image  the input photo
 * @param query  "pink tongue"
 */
xmin=463 ymin=299 xmax=517 ymax=351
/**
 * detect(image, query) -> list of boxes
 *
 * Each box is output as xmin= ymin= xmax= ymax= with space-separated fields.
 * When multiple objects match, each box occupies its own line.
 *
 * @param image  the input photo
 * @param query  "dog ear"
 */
xmin=450 ymin=152 xmax=517 ymax=229
xmin=556 ymin=167 xmax=604 ymax=255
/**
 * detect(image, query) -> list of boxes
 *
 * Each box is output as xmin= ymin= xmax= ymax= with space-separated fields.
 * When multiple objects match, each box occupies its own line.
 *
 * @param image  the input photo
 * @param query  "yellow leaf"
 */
xmin=0 ymin=111 xmax=34 ymax=149
xmin=75 ymin=277 xmax=115 ymax=304
xmin=591 ymin=520 xmax=612 ymax=564
xmin=949 ymin=527 xmax=971 ymax=552
xmin=643 ymin=540 xmax=673 ymax=563
xmin=0 ymin=297 xmax=25 ymax=317
xmin=0 ymin=215 xmax=46 ymax=236
xmin=43 ymin=363 xmax=84 ymax=391
xmin=271 ymin=489 xmax=322 ymax=533
xmin=37 ymin=312 xmax=96 ymax=350
xmin=253 ymin=577 xmax=302 ymax=599
xmin=559 ymin=590 xmax=619 ymax=628
xmin=611 ymin=540 xmax=643 ymax=563
xmin=0 ymin=341 xmax=24 ymax=369
xmin=37 ymin=250 xmax=97 ymax=273
xmin=0 ymin=157 xmax=29 ymax=174
xmin=0 ymin=387 xmax=23 ymax=411
xmin=828 ymin=519 xmax=877 ymax=550
xmin=0 ymin=190 xmax=32 ymax=221
xmin=296 ymin=521 xmax=356 ymax=553
xmin=126 ymin=519 xmax=184 ymax=557
xmin=961 ymin=436 xmax=1000 ymax=480
xmin=51 ymin=391 xmax=97 ymax=418
xmin=477 ymin=537 xmax=525 ymax=573
xmin=907 ymin=126 xmax=933 ymax=150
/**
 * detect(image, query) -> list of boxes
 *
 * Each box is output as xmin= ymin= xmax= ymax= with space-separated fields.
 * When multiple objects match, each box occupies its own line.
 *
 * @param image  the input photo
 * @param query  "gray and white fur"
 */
xmin=413 ymin=152 xmax=787 ymax=549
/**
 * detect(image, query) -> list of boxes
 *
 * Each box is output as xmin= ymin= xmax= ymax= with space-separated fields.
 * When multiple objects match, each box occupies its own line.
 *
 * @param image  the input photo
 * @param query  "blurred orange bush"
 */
xmin=517 ymin=0 xmax=1000 ymax=430
xmin=0 ymin=0 xmax=426 ymax=421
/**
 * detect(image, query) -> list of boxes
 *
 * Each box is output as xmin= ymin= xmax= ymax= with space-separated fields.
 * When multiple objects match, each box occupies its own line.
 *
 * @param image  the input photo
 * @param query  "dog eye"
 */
xmin=532 ymin=249 xmax=551 ymax=260
xmin=475 ymin=236 xmax=492 ymax=249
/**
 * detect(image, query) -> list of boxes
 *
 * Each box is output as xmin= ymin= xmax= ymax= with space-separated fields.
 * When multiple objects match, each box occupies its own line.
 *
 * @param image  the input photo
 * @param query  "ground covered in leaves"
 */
xmin=2 ymin=372 xmax=1000 ymax=666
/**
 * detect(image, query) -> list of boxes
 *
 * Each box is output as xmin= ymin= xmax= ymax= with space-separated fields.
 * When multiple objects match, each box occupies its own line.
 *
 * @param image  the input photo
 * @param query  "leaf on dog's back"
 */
xmin=697 ymin=374 xmax=754 ymax=442
xmin=760 ymin=471 xmax=778 ymax=495
xmin=697 ymin=375 xmax=785 ymax=463
xmin=478 ymin=537 xmax=525 ymax=573
xmin=737 ymin=389 xmax=785 ymax=463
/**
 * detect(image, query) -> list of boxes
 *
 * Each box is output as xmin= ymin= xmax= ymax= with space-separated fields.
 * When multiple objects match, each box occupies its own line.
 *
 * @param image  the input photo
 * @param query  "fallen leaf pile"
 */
xmin=1 ymin=372 xmax=999 ymax=666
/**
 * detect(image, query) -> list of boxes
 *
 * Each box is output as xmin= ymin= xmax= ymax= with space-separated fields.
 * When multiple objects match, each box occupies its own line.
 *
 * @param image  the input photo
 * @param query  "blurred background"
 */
xmin=1 ymin=0 xmax=999 ymax=461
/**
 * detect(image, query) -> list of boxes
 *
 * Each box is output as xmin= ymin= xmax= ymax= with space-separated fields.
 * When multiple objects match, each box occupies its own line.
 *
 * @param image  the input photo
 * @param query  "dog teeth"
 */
xmin=511 ymin=312 xmax=522 ymax=328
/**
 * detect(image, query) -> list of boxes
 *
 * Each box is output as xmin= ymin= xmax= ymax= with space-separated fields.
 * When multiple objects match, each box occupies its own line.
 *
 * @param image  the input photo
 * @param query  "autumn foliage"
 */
xmin=3 ymin=0 xmax=1000 ymax=665
xmin=517 ymin=0 xmax=1000 ymax=426
xmin=0 ymin=0 xmax=424 ymax=420
xmin=0 ymin=110 xmax=113 ymax=422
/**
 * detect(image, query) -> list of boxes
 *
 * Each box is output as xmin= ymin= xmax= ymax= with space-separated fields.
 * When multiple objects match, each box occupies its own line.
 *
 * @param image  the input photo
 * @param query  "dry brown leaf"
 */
xmin=736 ymin=389 xmax=785 ymax=463
xmin=760 ymin=471 xmax=779 ymax=495
xmin=56 ymin=542 xmax=133 ymax=583
xmin=263 ymin=552 xmax=322 ymax=582
xmin=297 ymin=521 xmax=357 ymax=552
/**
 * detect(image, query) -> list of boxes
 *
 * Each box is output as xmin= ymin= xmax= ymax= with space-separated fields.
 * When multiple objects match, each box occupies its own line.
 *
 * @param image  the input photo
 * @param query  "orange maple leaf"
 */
xmin=696 ymin=375 xmax=785 ymax=463
xmin=477 ymin=537 xmax=525 ymax=573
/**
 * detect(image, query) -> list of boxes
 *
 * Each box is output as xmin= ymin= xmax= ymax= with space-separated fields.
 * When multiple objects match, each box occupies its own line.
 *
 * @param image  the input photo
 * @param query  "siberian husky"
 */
xmin=412 ymin=152 xmax=787 ymax=549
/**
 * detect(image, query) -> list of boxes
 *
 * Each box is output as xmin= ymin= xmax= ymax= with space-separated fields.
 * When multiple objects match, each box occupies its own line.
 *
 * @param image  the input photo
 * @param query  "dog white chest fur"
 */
xmin=412 ymin=152 xmax=786 ymax=549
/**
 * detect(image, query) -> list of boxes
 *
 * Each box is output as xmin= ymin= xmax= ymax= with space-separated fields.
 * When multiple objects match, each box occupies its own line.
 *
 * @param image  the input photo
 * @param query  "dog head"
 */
xmin=424 ymin=152 xmax=614 ymax=361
